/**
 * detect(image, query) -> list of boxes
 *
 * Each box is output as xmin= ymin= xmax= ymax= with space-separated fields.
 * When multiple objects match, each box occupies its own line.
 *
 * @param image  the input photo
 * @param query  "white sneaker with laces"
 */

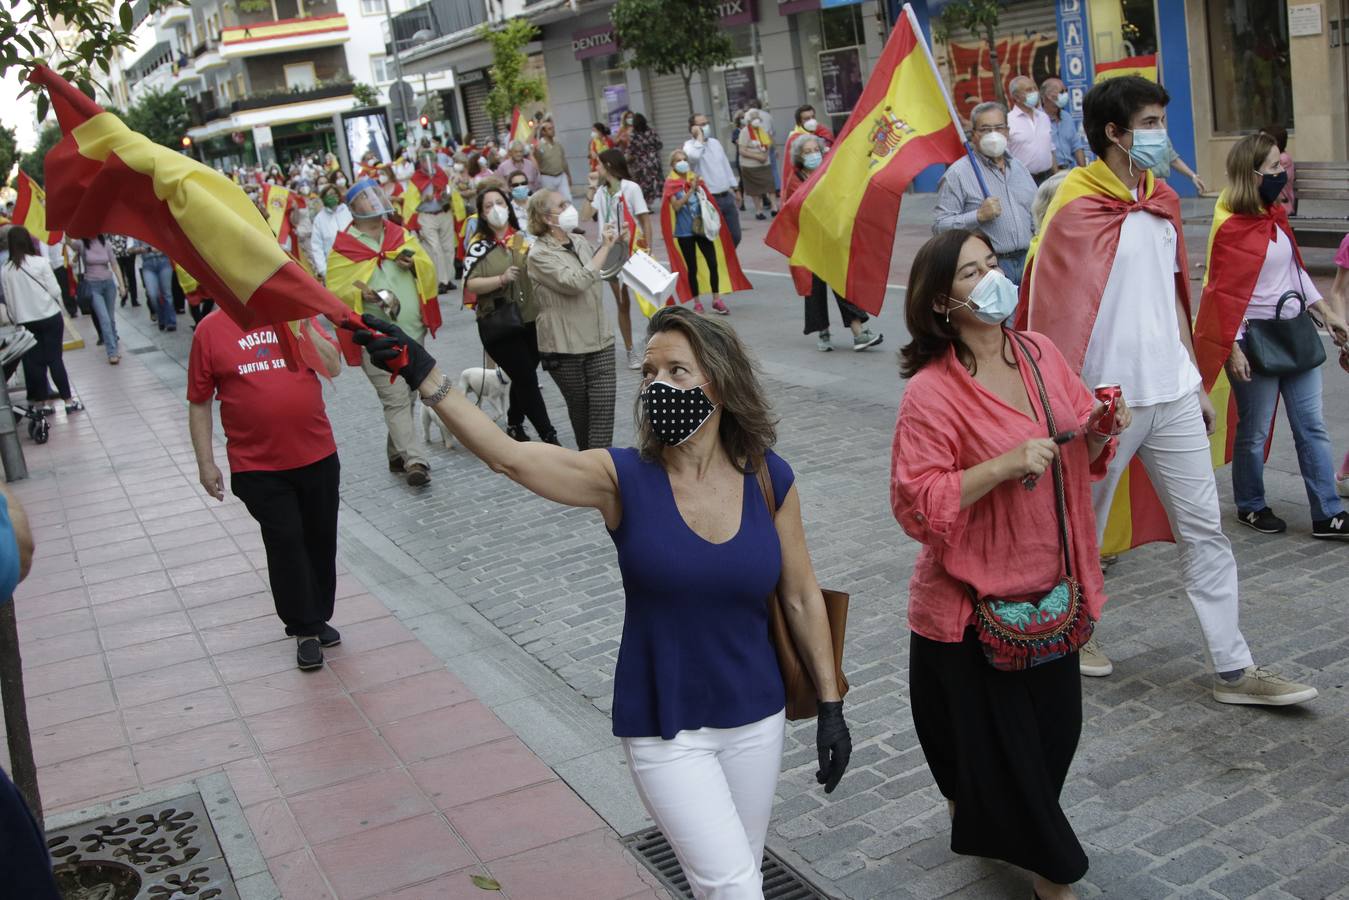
xmin=1213 ymin=666 xmax=1318 ymax=706
xmin=627 ymin=346 xmax=643 ymax=370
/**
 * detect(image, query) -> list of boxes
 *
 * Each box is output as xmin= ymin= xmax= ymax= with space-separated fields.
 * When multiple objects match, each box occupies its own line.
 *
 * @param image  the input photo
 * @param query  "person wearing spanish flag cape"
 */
xmin=659 ymin=148 xmax=753 ymax=318
xmin=1192 ymin=132 xmax=1349 ymax=542
xmin=402 ymin=148 xmax=462 ymax=294
xmin=462 ymin=180 xmax=559 ymax=446
xmin=325 ymin=179 xmax=441 ymax=488
xmin=1018 ymin=75 xmax=1317 ymax=707
xmin=779 ymin=104 xmax=834 ymax=193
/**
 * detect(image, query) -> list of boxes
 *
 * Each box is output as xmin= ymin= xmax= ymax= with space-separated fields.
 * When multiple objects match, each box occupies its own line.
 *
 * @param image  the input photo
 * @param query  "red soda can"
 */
xmin=1093 ymin=384 xmax=1122 ymax=436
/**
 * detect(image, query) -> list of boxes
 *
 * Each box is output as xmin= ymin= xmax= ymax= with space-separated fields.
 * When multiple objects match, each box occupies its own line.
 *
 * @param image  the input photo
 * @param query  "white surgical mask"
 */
xmin=802 ymin=151 xmax=822 ymax=170
xmin=978 ymin=132 xmax=1007 ymax=159
xmin=555 ymin=206 xmax=579 ymax=231
xmin=1054 ymin=92 xmax=1069 ymax=109
xmin=674 ymin=160 xmax=690 ymax=174
xmin=802 ymin=117 xmax=818 ymax=132
xmin=1023 ymin=91 xmax=1040 ymax=108
xmin=485 ymin=205 xmax=510 ymax=228
xmin=951 ymin=269 xmax=1019 ymax=324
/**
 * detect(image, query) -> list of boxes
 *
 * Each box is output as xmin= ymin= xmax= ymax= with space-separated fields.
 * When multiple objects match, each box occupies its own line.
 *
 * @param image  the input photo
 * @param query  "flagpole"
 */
xmin=903 ymin=3 xmax=990 ymax=199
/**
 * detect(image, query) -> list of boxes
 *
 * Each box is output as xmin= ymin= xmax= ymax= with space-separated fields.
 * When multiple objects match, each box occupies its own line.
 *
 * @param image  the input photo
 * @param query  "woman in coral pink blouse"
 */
xmin=891 ymin=230 xmax=1129 ymax=900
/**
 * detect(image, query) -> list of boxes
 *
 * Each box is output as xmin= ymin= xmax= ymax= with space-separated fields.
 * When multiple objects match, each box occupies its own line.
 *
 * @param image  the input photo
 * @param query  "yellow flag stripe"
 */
xmin=789 ymin=51 xmax=953 ymax=291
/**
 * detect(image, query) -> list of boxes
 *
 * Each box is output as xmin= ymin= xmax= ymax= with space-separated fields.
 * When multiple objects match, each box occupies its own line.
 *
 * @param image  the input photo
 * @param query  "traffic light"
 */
xmin=181 ymin=135 xmax=193 ymax=149
xmin=419 ymin=115 xmax=430 ymax=129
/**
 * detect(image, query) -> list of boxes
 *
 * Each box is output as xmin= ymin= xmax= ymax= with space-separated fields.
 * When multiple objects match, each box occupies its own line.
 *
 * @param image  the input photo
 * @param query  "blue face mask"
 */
xmin=802 ymin=151 xmax=823 ymax=170
xmin=954 ymin=269 xmax=1019 ymax=324
xmin=1124 ymin=128 xmax=1169 ymax=171
xmin=511 ymin=185 xmax=529 ymax=201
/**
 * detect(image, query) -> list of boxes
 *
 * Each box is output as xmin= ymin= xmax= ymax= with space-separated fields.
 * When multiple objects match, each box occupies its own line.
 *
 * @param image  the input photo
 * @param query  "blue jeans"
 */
xmin=998 ymin=250 xmax=1026 ymax=285
xmin=1231 ymin=353 xmax=1344 ymax=522
xmin=85 ymin=278 xmax=119 ymax=358
xmin=141 ymin=254 xmax=176 ymax=328
xmin=712 ymin=191 xmax=742 ymax=247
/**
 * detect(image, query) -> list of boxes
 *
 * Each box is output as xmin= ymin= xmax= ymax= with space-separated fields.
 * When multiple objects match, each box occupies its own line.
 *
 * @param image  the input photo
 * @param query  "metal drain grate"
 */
xmin=621 ymin=827 xmax=830 ymax=899
xmin=46 ymin=791 xmax=239 ymax=900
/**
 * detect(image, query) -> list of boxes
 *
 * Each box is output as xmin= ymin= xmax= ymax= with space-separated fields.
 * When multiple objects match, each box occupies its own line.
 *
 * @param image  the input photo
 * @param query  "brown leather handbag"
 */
xmin=755 ymin=463 xmax=850 ymax=721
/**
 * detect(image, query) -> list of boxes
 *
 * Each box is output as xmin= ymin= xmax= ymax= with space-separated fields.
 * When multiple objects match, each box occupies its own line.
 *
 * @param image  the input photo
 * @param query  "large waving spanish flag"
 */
xmin=659 ymin=171 xmax=751 ymax=306
xmin=28 ymin=65 xmax=354 ymax=357
xmin=13 ymin=171 xmax=60 ymax=245
xmin=765 ymin=7 xmax=964 ymax=315
xmin=1017 ymin=160 xmax=1190 ymax=555
xmin=325 ymin=221 xmax=439 ymax=366
xmin=1193 ymin=192 xmax=1295 ymax=466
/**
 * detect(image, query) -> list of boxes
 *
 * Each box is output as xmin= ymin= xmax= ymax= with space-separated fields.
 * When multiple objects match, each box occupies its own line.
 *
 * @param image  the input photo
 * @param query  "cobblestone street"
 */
xmin=69 ymin=205 xmax=1349 ymax=899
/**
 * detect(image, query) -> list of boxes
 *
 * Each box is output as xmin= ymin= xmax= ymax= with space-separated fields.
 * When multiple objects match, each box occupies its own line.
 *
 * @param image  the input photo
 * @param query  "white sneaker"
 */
xmin=1078 ymin=637 xmax=1113 ymax=677
xmin=1337 ymin=474 xmax=1349 ymax=499
xmin=1213 ymin=666 xmax=1318 ymax=706
xmin=627 ymin=346 xmax=643 ymax=370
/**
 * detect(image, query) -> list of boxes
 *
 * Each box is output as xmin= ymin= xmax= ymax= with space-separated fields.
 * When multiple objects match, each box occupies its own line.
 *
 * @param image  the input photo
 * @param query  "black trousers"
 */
xmin=20 ymin=314 xmax=71 ymax=402
xmin=189 ymin=297 xmax=216 ymax=326
xmin=117 ymin=255 xmax=139 ymax=303
xmin=53 ymin=267 xmax=76 ymax=317
xmin=804 ymin=274 xmax=867 ymax=335
xmin=231 ymin=453 xmax=340 ymax=636
xmin=676 ymin=235 xmax=719 ymax=296
xmin=0 ymin=768 xmax=59 ymax=899
xmin=909 ymin=629 xmax=1088 ymax=884
xmin=482 ymin=322 xmax=554 ymax=436
xmin=171 ymin=269 xmax=186 ymax=313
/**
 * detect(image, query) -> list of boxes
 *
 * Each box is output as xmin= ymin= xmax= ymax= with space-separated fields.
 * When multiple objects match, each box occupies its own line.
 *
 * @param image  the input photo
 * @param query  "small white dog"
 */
xmin=421 ymin=367 xmax=511 ymax=448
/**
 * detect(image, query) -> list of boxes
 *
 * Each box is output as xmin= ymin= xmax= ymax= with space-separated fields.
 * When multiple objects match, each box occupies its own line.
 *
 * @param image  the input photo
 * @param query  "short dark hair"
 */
xmin=688 ymin=113 xmax=705 ymax=128
xmin=592 ymin=121 xmax=610 ymax=136
xmin=1082 ymin=75 xmax=1170 ymax=158
xmin=632 ymin=112 xmax=649 ymax=133
xmin=795 ymin=104 xmax=815 ymax=125
xmin=474 ymin=182 xmax=519 ymax=233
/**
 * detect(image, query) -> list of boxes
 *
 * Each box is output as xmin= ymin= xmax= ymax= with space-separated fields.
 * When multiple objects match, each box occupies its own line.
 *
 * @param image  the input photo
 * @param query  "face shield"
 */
xmin=418 ymin=152 xmax=439 ymax=176
xmin=345 ymin=179 xmax=395 ymax=219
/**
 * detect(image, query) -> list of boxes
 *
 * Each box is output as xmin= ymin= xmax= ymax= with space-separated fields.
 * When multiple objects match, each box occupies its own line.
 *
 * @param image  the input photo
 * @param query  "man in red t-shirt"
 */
xmin=188 ymin=310 xmax=344 ymax=670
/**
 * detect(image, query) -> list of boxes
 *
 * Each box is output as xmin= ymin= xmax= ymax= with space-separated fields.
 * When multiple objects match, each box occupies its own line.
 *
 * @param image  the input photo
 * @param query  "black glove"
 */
xmin=350 ymin=313 xmax=436 ymax=388
xmin=815 ymin=700 xmax=852 ymax=794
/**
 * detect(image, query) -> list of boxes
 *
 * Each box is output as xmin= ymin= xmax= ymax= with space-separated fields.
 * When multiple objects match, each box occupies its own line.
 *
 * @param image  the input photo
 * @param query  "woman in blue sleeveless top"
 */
xmin=356 ymin=305 xmax=853 ymax=899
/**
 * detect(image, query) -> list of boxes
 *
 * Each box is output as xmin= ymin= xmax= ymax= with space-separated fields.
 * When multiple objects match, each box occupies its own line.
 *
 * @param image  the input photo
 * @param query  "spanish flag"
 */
xmin=1193 ymin=191 xmax=1294 ymax=467
xmin=401 ymin=164 xmax=465 ymax=231
xmin=1017 ymin=160 xmax=1190 ymax=555
xmin=325 ymin=221 xmax=439 ymax=366
xmin=659 ymin=170 xmax=751 ymax=307
xmin=510 ymin=108 xmax=535 ymax=145
xmin=13 ymin=171 xmax=60 ymax=245
xmin=766 ymin=7 xmax=963 ymax=315
xmin=28 ymin=65 xmax=355 ymax=357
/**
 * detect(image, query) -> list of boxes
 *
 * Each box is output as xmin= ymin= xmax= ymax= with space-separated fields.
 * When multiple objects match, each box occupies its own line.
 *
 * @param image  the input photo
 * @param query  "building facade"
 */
xmin=114 ymin=0 xmax=453 ymax=169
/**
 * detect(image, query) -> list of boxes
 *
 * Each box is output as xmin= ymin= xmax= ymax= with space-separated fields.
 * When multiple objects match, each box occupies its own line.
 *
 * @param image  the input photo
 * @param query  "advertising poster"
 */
xmin=819 ymin=47 xmax=864 ymax=116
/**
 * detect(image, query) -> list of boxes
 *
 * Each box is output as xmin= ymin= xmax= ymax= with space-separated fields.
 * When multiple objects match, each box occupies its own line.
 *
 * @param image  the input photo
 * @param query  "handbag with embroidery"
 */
xmin=970 ymin=332 xmax=1094 ymax=671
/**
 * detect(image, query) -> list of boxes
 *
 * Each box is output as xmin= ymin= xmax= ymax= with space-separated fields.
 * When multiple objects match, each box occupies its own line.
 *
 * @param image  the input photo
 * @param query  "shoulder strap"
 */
xmin=1008 ymin=331 xmax=1073 ymax=580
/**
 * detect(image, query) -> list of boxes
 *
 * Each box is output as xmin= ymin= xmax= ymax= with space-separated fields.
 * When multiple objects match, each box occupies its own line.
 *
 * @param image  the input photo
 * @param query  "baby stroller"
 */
xmin=0 ymin=326 xmax=47 ymax=444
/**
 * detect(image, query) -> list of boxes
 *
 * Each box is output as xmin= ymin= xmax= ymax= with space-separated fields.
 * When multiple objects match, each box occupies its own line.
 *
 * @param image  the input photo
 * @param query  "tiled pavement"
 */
xmin=11 ymin=197 xmax=1349 ymax=899
xmin=2 ymin=329 xmax=666 ymax=899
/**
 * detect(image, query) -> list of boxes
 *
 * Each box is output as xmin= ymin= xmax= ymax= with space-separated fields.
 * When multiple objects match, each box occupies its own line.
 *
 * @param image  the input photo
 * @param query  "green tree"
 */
xmin=0 ymin=125 xmax=18 ymax=188
xmin=18 ymin=123 xmax=63 ymax=187
xmin=932 ymin=0 xmax=1005 ymax=107
xmin=122 ymin=86 xmax=191 ymax=150
xmin=1 ymin=0 xmax=175 ymax=120
xmin=351 ymin=82 xmax=380 ymax=108
xmin=610 ymin=0 xmax=733 ymax=114
xmin=480 ymin=18 xmax=545 ymax=132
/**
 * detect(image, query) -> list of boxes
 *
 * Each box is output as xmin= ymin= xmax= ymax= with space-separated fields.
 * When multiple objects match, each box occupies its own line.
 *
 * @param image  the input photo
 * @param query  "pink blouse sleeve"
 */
xmin=891 ymin=395 xmax=967 ymax=545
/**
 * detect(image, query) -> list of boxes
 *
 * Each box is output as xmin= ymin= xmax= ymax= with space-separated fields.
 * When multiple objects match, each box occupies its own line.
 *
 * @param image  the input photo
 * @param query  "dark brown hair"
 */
xmin=473 ymin=180 xmax=518 ymax=234
xmin=597 ymin=148 xmax=631 ymax=182
xmin=635 ymin=305 xmax=777 ymax=467
xmin=6 ymin=226 xmax=37 ymax=267
xmin=898 ymin=229 xmax=995 ymax=379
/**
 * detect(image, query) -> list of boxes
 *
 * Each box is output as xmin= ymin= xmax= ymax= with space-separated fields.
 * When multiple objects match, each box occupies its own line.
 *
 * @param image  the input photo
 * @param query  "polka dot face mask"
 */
xmin=641 ymin=380 xmax=718 ymax=446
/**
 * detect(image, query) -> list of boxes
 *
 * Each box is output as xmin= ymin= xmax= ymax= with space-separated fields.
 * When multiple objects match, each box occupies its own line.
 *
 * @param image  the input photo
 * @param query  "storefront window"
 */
xmin=820 ymin=4 xmax=863 ymax=51
xmin=817 ymin=4 xmax=866 ymax=131
xmin=1206 ymin=0 xmax=1293 ymax=133
xmin=588 ymin=54 xmax=629 ymax=134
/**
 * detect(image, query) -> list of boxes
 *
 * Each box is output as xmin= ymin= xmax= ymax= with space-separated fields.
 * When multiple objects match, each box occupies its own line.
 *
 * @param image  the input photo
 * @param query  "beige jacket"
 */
xmin=525 ymin=232 xmax=614 ymax=356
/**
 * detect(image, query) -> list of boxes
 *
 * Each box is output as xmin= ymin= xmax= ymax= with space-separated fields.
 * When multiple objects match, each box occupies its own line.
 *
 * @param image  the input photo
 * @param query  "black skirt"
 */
xmin=909 ymin=629 xmax=1089 ymax=884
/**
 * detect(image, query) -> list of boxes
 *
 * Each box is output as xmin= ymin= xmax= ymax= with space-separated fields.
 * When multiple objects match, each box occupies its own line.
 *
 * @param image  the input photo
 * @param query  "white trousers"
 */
xmin=622 ymin=710 xmax=786 ymax=900
xmin=416 ymin=210 xmax=457 ymax=286
xmin=1092 ymin=391 xmax=1254 ymax=672
xmin=540 ymin=171 xmax=573 ymax=200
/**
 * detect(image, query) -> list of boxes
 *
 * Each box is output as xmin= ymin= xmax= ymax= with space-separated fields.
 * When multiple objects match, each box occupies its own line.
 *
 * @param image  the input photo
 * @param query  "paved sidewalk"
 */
xmin=2 ymin=321 xmax=666 ymax=900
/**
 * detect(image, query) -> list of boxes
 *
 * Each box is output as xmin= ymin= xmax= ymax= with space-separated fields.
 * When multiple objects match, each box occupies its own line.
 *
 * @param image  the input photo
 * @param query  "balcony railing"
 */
xmin=220 ymin=13 xmax=350 ymax=58
xmin=389 ymin=0 xmax=486 ymax=55
xmin=192 ymin=81 xmax=356 ymax=124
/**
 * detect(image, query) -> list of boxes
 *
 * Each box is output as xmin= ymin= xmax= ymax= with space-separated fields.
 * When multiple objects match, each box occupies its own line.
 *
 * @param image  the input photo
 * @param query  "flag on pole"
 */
xmin=27 ymin=64 xmax=355 ymax=361
xmin=509 ymin=108 xmax=535 ymax=145
xmin=765 ymin=4 xmax=965 ymax=315
xmin=13 ymin=171 xmax=61 ymax=245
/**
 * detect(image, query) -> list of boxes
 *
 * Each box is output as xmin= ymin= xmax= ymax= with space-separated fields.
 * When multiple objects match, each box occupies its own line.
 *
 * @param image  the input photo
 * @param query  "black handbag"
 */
xmin=1243 ymin=290 xmax=1326 ymax=376
xmin=476 ymin=293 xmax=524 ymax=346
